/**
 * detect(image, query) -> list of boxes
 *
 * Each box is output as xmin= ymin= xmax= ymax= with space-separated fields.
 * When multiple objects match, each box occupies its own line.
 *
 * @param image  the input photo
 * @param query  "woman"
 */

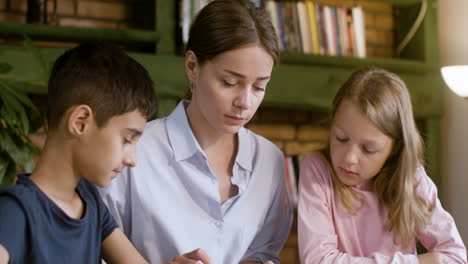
xmin=99 ymin=1 xmax=293 ymax=264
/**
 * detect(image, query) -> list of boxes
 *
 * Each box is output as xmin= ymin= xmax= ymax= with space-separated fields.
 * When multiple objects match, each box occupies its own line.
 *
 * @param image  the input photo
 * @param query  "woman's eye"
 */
xmin=223 ymin=80 xmax=236 ymax=87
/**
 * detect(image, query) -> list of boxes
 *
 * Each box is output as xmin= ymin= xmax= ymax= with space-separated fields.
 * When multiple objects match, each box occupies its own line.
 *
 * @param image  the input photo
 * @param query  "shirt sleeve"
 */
xmin=0 ymin=195 xmax=28 ymax=262
xmin=98 ymin=167 xmax=133 ymax=237
xmin=240 ymin=152 xmax=294 ymax=264
xmin=98 ymin=189 xmax=119 ymax=241
xmin=415 ymin=167 xmax=467 ymax=264
xmin=298 ymin=154 xmax=419 ymax=264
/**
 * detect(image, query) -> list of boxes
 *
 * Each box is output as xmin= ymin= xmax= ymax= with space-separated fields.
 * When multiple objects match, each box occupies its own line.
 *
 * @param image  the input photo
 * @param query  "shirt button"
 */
xmin=240 ymin=185 xmax=246 ymax=192
xmin=214 ymin=221 xmax=223 ymax=229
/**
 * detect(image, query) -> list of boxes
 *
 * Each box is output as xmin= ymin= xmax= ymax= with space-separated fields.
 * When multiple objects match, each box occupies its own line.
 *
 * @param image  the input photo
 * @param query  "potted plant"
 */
xmin=0 ymin=40 xmax=48 ymax=187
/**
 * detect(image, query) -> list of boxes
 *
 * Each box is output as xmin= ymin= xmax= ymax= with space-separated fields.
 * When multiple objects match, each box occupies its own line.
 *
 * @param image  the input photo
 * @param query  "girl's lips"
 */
xmin=340 ymin=167 xmax=357 ymax=175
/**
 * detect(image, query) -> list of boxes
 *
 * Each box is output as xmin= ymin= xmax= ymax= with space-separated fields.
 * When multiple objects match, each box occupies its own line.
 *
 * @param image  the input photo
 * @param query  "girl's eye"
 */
xmin=336 ymin=136 xmax=348 ymax=142
xmin=363 ymin=147 xmax=377 ymax=154
xmin=123 ymin=138 xmax=132 ymax=144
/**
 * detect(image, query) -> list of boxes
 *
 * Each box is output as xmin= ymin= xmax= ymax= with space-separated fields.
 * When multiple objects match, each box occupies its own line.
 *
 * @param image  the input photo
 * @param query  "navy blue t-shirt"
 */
xmin=0 ymin=174 xmax=118 ymax=264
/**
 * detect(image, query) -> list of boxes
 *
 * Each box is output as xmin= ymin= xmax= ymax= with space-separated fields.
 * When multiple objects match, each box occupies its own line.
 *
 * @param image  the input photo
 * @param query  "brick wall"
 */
xmin=0 ymin=0 xmax=154 ymax=30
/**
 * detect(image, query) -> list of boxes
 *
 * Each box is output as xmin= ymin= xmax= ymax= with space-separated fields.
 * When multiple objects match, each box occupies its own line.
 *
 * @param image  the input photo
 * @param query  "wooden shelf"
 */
xmin=280 ymin=52 xmax=434 ymax=74
xmin=0 ymin=44 xmax=443 ymax=119
xmin=0 ymin=22 xmax=160 ymax=44
xmin=371 ymin=0 xmax=422 ymax=5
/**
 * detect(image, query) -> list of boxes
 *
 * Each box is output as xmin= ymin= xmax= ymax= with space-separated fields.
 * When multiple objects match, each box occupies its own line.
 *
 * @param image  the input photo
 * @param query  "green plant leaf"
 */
xmin=24 ymin=38 xmax=50 ymax=82
xmin=0 ymin=80 xmax=38 ymax=111
xmin=0 ymin=89 xmax=29 ymax=134
xmin=0 ymin=63 xmax=12 ymax=74
xmin=0 ymin=161 xmax=17 ymax=188
xmin=0 ymin=81 xmax=40 ymax=135
xmin=0 ymin=153 xmax=10 ymax=184
xmin=0 ymin=129 xmax=34 ymax=169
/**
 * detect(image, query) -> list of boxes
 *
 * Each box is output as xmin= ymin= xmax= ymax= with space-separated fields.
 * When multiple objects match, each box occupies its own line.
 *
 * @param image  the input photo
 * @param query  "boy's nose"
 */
xmin=124 ymin=149 xmax=136 ymax=167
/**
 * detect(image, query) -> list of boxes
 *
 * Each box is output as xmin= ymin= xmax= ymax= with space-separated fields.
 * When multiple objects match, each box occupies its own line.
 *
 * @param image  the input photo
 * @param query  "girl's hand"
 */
xmin=417 ymin=252 xmax=450 ymax=264
xmin=169 ymin=248 xmax=212 ymax=264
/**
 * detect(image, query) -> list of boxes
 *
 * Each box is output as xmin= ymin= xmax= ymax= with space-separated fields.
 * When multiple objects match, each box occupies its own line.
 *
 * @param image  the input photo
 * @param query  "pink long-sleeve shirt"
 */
xmin=298 ymin=154 xmax=467 ymax=264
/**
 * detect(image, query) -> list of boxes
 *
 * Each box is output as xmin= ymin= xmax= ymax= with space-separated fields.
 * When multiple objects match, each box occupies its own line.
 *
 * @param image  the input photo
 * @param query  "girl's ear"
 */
xmin=185 ymin=50 xmax=199 ymax=83
xmin=67 ymin=105 xmax=94 ymax=137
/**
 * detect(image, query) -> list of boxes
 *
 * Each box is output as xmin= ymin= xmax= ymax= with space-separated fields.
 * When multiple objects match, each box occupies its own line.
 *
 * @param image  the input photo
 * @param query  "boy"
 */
xmin=0 ymin=41 xmax=156 ymax=263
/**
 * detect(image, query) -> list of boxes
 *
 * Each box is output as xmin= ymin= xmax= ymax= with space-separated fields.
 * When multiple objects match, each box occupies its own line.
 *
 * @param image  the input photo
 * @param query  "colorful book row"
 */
xmin=265 ymin=1 xmax=366 ymax=58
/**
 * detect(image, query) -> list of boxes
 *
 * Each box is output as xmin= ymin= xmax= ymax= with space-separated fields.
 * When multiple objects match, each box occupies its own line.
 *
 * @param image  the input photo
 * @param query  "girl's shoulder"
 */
xmin=300 ymin=152 xmax=334 ymax=188
xmin=414 ymin=165 xmax=438 ymax=202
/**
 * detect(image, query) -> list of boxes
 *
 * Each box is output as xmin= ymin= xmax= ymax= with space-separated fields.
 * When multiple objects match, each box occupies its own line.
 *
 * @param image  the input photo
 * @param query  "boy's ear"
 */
xmin=185 ymin=50 xmax=199 ymax=82
xmin=67 ymin=105 xmax=94 ymax=137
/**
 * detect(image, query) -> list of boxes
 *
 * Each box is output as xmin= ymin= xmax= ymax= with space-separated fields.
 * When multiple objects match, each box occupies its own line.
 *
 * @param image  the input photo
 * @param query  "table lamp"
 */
xmin=441 ymin=65 xmax=468 ymax=98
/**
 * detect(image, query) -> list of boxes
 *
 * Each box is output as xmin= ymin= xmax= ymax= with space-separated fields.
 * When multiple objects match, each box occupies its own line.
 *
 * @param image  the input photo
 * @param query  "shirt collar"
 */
xmin=166 ymin=100 xmax=253 ymax=172
xmin=166 ymin=100 xmax=202 ymax=161
xmin=235 ymin=127 xmax=253 ymax=172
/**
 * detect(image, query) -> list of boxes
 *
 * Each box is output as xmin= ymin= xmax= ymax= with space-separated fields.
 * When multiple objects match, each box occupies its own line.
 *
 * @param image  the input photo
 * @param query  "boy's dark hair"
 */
xmin=47 ymin=41 xmax=157 ymax=129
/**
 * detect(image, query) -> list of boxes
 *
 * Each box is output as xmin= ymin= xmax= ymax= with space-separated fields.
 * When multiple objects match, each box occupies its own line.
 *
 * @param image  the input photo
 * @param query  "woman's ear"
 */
xmin=67 ymin=105 xmax=94 ymax=137
xmin=185 ymin=50 xmax=199 ymax=83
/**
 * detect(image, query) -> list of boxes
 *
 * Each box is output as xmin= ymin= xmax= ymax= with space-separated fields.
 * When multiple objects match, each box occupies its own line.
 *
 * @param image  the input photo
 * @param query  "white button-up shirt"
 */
xmin=99 ymin=101 xmax=293 ymax=264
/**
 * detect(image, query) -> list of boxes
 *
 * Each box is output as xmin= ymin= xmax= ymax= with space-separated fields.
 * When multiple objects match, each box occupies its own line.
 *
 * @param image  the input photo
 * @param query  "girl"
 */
xmin=99 ymin=1 xmax=292 ymax=264
xmin=298 ymin=67 xmax=466 ymax=263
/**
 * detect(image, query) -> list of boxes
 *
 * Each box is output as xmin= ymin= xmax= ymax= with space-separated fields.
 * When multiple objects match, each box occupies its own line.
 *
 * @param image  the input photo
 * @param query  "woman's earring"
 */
xmin=190 ymin=82 xmax=195 ymax=93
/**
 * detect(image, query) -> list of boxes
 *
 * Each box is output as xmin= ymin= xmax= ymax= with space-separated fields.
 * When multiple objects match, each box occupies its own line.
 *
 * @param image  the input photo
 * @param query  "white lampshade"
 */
xmin=441 ymin=65 xmax=468 ymax=98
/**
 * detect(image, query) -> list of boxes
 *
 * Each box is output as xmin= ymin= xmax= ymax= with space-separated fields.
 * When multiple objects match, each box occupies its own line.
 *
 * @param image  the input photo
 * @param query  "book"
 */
xmin=297 ymin=1 xmax=312 ymax=54
xmin=352 ymin=6 xmax=366 ymax=58
xmin=306 ymin=1 xmax=320 ymax=54
xmin=265 ymin=1 xmax=283 ymax=51
xmin=284 ymin=156 xmax=298 ymax=207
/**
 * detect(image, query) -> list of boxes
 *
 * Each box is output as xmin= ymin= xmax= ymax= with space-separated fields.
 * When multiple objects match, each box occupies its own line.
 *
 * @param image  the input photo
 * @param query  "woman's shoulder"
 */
xmin=244 ymin=127 xmax=283 ymax=157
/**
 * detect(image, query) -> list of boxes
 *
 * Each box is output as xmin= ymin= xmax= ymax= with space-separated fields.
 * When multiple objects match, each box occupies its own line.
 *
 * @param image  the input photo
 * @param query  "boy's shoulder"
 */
xmin=0 ymin=174 xmax=40 ymax=210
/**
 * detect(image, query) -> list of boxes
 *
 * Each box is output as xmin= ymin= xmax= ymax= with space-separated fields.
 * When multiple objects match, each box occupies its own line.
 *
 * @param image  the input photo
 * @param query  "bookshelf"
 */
xmin=0 ymin=0 xmax=443 ymax=262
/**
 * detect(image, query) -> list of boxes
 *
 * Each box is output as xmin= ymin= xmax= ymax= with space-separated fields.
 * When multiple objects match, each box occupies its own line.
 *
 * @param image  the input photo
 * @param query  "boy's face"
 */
xmin=75 ymin=109 xmax=146 ymax=187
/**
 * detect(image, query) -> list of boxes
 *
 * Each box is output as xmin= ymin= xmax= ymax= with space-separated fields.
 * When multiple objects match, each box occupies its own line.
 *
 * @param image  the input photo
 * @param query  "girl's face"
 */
xmin=330 ymin=99 xmax=394 ymax=187
xmin=186 ymin=43 xmax=274 ymax=136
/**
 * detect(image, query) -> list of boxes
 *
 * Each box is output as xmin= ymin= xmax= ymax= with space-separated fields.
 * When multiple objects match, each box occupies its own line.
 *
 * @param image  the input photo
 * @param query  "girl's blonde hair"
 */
xmin=324 ymin=67 xmax=433 ymax=249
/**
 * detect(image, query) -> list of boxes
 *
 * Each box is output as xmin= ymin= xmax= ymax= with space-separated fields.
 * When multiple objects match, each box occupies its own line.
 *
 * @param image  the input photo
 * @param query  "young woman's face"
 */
xmin=330 ymin=99 xmax=394 ymax=187
xmin=187 ymin=44 xmax=274 ymax=135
